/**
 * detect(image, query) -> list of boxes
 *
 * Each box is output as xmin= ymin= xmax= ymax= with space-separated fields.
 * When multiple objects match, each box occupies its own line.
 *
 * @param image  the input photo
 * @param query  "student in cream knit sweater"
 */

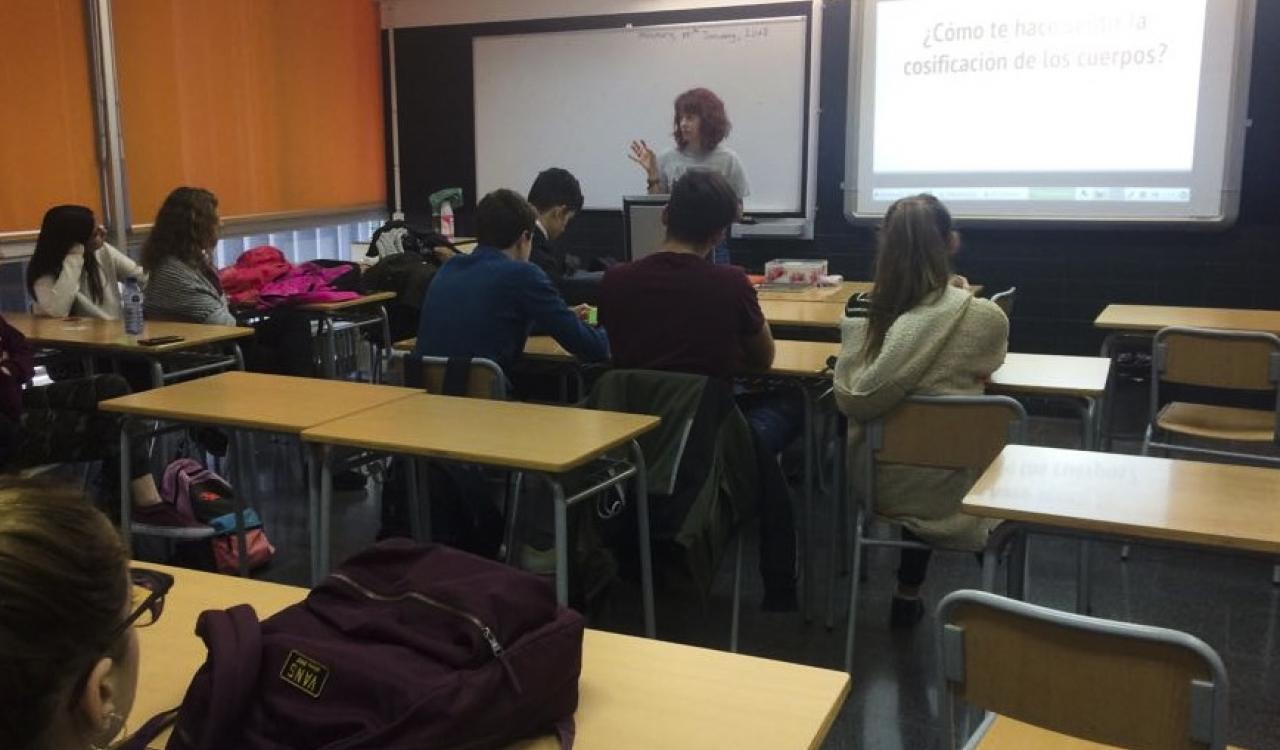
xmin=834 ymin=194 xmax=1008 ymax=629
xmin=26 ymin=205 xmax=146 ymax=319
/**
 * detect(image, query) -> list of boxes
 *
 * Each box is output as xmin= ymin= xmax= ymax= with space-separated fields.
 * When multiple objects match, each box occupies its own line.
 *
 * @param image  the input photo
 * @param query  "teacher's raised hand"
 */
xmin=628 ymin=139 xmax=658 ymax=181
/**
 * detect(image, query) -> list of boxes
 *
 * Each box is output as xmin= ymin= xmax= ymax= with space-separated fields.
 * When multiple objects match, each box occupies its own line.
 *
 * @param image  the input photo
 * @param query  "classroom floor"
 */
xmin=207 ymin=401 xmax=1280 ymax=750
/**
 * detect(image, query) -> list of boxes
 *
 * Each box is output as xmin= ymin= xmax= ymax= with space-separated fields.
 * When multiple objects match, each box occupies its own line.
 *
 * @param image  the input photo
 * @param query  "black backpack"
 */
xmin=365 ymin=220 xmax=455 ymax=260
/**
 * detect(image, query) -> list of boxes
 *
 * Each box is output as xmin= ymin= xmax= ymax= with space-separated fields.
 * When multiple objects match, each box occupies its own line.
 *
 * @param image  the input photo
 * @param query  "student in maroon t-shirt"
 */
xmin=600 ymin=170 xmax=802 ymax=611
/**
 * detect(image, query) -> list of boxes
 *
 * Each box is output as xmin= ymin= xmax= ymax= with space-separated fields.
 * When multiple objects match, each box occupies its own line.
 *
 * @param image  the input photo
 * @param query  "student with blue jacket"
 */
xmin=413 ymin=189 xmax=609 ymax=373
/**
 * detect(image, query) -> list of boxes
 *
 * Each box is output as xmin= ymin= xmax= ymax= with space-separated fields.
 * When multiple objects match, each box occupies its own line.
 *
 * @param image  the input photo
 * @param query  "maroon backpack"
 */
xmin=129 ymin=541 xmax=583 ymax=749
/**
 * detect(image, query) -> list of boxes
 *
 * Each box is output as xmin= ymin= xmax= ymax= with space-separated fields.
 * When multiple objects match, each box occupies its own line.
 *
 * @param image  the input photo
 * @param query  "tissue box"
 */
xmin=763 ymin=259 xmax=828 ymax=287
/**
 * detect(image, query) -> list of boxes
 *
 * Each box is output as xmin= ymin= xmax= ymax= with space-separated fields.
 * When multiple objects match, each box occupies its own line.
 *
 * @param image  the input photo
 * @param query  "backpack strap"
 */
xmin=555 ymin=716 xmax=577 ymax=750
xmin=442 ymin=356 xmax=474 ymax=397
xmin=166 ymin=605 xmax=263 ymax=750
xmin=114 ymin=708 xmax=179 ymax=750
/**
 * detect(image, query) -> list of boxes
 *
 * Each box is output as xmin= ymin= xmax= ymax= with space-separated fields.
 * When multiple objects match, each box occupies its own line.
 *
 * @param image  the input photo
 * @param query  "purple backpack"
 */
xmin=129 ymin=541 xmax=583 ymax=749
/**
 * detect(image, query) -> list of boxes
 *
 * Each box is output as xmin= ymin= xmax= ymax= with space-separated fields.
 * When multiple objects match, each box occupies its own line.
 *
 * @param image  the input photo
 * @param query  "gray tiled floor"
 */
xmin=214 ymin=405 xmax=1280 ymax=750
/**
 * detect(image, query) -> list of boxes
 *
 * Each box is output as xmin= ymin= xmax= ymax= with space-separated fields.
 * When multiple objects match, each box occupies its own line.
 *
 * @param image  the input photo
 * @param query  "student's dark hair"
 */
xmin=0 ymin=479 xmax=130 ymax=750
xmin=861 ymin=194 xmax=955 ymax=361
xmin=527 ymin=168 xmax=584 ymax=213
xmin=27 ymin=205 xmax=103 ymax=304
xmin=673 ymin=88 xmax=731 ymax=151
xmin=665 ymin=170 xmax=738 ymax=247
xmin=140 ymin=187 xmax=221 ymax=285
xmin=475 ymin=189 xmax=538 ymax=249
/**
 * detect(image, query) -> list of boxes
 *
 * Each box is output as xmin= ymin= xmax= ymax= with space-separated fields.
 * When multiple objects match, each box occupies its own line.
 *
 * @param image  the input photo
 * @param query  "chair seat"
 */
xmin=1156 ymin=401 xmax=1276 ymax=442
xmin=976 ymin=715 xmax=1246 ymax=749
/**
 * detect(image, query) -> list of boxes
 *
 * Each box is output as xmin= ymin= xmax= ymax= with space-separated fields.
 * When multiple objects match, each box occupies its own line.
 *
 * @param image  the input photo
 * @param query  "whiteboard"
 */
xmin=473 ymin=16 xmax=810 ymax=213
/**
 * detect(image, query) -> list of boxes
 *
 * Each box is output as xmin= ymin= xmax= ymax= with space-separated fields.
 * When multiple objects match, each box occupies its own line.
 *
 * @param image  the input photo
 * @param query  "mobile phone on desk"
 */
xmin=137 ymin=335 xmax=184 ymax=346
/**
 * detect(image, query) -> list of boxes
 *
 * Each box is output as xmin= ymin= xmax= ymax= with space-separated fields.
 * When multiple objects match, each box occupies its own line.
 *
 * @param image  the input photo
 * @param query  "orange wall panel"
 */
xmin=113 ymin=0 xmax=386 ymax=224
xmin=0 ymin=0 xmax=103 ymax=233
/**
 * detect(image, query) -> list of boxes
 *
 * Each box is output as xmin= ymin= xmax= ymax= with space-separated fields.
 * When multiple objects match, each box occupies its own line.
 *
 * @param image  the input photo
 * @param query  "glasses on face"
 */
xmin=116 ymin=568 xmax=175 ymax=634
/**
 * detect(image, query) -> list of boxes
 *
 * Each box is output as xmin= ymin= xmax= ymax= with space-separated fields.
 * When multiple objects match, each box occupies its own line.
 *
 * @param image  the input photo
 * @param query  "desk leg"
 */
xmin=982 ymin=523 xmax=1021 ymax=593
xmin=376 ymin=304 xmax=391 ymax=384
xmin=307 ymin=444 xmax=322 ymax=584
xmin=148 ymin=358 xmax=164 ymax=389
xmin=801 ymin=386 xmax=815 ymax=622
xmin=551 ymin=480 xmax=570 ymax=607
xmin=323 ymin=314 xmax=338 ymax=379
xmin=120 ymin=421 xmax=133 ymax=555
xmin=825 ymin=414 xmax=847 ymax=630
xmin=631 ymin=440 xmax=656 ymax=639
xmin=232 ymin=343 xmax=245 ymax=371
xmin=405 ymin=456 xmax=430 ymax=542
xmin=309 ymin=443 xmax=334 ymax=583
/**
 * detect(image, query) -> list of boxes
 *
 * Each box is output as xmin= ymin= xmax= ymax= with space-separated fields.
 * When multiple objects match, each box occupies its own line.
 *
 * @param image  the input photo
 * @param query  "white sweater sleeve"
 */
xmin=32 ymin=255 xmax=85 ymax=317
xmin=103 ymin=243 xmax=146 ymax=285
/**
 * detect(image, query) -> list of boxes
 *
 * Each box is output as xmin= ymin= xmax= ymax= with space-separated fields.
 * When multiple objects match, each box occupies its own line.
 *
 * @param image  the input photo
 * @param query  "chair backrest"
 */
xmin=1154 ymin=326 xmax=1280 ymax=391
xmin=936 ymin=589 xmax=1229 ymax=750
xmin=1150 ymin=327 xmax=1280 ymax=442
xmin=861 ymin=394 xmax=1026 ymax=517
xmin=411 ymin=355 xmax=508 ymax=400
xmin=989 ymin=287 xmax=1016 ymax=317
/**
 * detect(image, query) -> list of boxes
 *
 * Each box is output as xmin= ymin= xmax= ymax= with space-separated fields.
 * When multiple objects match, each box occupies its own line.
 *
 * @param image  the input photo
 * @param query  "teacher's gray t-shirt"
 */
xmin=657 ymin=145 xmax=750 ymax=200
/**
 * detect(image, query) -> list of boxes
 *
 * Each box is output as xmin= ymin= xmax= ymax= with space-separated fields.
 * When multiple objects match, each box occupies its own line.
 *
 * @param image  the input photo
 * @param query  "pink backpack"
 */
xmin=162 ymin=458 xmax=275 ymax=575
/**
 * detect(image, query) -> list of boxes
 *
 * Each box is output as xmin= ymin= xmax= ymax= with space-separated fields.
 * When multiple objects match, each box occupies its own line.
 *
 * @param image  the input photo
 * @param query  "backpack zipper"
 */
xmin=329 ymin=572 xmax=506 ymax=659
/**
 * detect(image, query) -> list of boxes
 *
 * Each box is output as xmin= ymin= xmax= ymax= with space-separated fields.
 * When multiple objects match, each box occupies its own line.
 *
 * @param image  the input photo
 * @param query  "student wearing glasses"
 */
xmin=0 ymin=479 xmax=174 ymax=750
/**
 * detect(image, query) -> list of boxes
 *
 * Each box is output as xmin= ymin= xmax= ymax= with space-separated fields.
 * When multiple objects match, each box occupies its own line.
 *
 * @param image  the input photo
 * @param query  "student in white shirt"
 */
xmin=628 ymin=88 xmax=749 ymax=265
xmin=26 ymin=205 xmax=145 ymax=319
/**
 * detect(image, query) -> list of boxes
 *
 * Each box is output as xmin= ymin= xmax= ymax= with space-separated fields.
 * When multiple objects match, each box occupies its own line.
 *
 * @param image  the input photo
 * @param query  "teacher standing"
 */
xmin=629 ymin=88 xmax=749 ymax=264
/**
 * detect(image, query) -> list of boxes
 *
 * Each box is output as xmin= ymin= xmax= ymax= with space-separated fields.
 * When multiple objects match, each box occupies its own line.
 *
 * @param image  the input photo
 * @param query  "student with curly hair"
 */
xmin=139 ymin=187 xmax=234 ymax=326
xmin=628 ymin=88 xmax=749 ymax=264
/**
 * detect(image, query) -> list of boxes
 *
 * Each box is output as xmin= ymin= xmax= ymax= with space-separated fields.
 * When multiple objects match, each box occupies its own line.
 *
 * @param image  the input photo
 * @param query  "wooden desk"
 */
xmin=756 ymin=281 xmax=869 ymax=302
xmin=294 ymin=290 xmax=396 ymax=313
xmin=99 ymin=370 xmax=418 ymax=433
xmin=988 ymin=353 xmax=1111 ymax=399
xmin=100 ymin=372 xmax=419 ymax=581
xmin=760 ymin=299 xmax=846 ymax=331
xmin=1095 ymin=304 xmax=1280 ymax=334
xmin=291 ymin=292 xmax=396 ymax=380
xmin=131 ymin=564 xmax=849 ymax=750
xmin=988 ymin=353 xmax=1112 ymax=450
xmin=303 ymin=394 xmax=656 ymax=474
xmin=6 ymin=312 xmax=252 ymax=387
xmin=964 ymin=445 xmax=1280 ymax=597
xmin=302 ymin=395 xmax=661 ymax=630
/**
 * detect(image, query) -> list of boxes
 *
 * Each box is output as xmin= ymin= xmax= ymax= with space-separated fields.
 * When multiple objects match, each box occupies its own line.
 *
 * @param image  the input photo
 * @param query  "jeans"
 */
xmin=736 ymin=389 xmax=805 ymax=602
xmin=2 ymin=374 xmax=150 ymax=484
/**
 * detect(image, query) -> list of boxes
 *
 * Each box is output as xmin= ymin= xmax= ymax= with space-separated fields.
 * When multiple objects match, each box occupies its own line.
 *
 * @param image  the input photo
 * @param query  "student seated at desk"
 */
xmin=0 ymin=479 xmax=150 ymax=750
xmin=0 ymin=314 xmax=196 ymax=529
xmin=139 ymin=187 xmax=236 ymax=326
xmin=833 ymin=194 xmax=1007 ymax=628
xmin=527 ymin=167 xmax=583 ymax=285
xmin=598 ymin=170 xmax=798 ymax=611
xmin=139 ymin=187 xmax=313 ymax=377
xmin=413 ymin=189 xmax=608 ymax=374
xmin=27 ymin=205 xmax=146 ymax=320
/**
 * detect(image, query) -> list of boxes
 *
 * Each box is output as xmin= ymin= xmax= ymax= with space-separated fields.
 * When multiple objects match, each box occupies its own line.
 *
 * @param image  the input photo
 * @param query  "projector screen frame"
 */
xmin=842 ymin=0 xmax=1257 ymax=229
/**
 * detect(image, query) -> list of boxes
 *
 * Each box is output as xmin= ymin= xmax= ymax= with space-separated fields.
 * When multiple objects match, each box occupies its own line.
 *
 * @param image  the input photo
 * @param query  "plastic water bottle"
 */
xmin=123 ymin=277 xmax=144 ymax=337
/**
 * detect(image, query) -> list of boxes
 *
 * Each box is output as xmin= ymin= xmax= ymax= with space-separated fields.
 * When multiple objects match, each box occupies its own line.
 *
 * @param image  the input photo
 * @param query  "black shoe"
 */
xmin=889 ymin=595 xmax=925 ymax=629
